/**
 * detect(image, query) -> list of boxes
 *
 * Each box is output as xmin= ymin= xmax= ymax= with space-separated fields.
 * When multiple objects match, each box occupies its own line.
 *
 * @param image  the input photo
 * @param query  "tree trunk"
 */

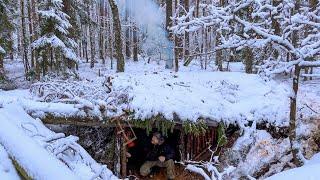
xmin=106 ymin=3 xmax=114 ymax=69
xmin=289 ymin=64 xmax=303 ymax=167
xmin=165 ymin=0 xmax=173 ymax=38
xmin=174 ymin=0 xmax=180 ymax=72
xmin=31 ymin=0 xmax=39 ymax=73
xmin=133 ymin=25 xmax=138 ymax=61
xmin=244 ymin=47 xmax=253 ymax=74
xmin=125 ymin=1 xmax=131 ymax=59
xmin=108 ymin=0 xmax=125 ymax=72
xmin=0 ymin=54 xmax=4 ymax=79
xmin=195 ymin=0 xmax=200 ymax=17
xmin=88 ymin=2 xmax=95 ymax=68
xmin=21 ymin=0 xmax=29 ymax=77
xmin=9 ymin=32 xmax=14 ymax=61
xmin=215 ymin=0 xmax=226 ymax=71
xmin=184 ymin=0 xmax=189 ymax=60
xmin=215 ymin=33 xmax=223 ymax=71
xmin=99 ymin=0 xmax=106 ymax=64
xmin=174 ymin=35 xmax=179 ymax=72
xmin=89 ymin=23 xmax=95 ymax=68
xmin=27 ymin=0 xmax=34 ymax=68
xmin=165 ymin=0 xmax=173 ymax=69
xmin=271 ymin=0 xmax=281 ymax=59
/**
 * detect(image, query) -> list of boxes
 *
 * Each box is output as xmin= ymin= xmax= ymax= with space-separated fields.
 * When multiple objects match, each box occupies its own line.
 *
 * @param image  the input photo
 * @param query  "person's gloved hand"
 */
xmin=158 ymin=156 xmax=166 ymax=162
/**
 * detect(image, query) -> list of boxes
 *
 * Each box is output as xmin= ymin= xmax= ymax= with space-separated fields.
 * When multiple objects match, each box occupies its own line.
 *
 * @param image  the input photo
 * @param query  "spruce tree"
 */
xmin=0 ymin=0 xmax=13 ymax=79
xmin=32 ymin=0 xmax=78 ymax=76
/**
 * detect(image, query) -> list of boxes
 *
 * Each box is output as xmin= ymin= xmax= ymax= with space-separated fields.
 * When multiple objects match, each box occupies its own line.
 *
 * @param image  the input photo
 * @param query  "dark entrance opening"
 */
xmin=127 ymin=128 xmax=181 ymax=175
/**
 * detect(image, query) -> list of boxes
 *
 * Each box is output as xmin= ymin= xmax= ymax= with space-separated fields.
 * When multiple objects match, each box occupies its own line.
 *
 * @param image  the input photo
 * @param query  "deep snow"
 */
xmin=267 ymin=153 xmax=320 ymax=180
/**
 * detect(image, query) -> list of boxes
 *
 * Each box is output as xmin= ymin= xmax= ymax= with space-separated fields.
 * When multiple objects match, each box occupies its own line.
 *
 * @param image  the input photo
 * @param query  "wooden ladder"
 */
xmin=112 ymin=117 xmax=137 ymax=146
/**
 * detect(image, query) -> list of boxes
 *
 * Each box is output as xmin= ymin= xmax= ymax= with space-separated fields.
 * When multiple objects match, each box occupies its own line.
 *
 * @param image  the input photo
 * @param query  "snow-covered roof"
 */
xmin=111 ymin=71 xmax=291 ymax=127
xmin=3 ymin=68 xmax=291 ymax=127
xmin=3 ymin=65 xmax=319 ymax=129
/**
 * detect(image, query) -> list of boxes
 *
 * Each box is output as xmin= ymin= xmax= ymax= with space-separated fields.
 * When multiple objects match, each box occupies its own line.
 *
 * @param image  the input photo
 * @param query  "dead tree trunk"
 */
xmin=108 ymin=0 xmax=125 ymax=72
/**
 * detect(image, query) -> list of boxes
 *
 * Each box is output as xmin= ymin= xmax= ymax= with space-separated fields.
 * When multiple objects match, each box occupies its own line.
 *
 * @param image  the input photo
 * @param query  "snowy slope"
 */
xmin=266 ymin=153 xmax=320 ymax=180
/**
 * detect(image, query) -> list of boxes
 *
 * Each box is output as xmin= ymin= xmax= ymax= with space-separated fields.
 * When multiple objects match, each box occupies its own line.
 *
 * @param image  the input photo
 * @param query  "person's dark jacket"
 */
xmin=145 ymin=143 xmax=175 ymax=161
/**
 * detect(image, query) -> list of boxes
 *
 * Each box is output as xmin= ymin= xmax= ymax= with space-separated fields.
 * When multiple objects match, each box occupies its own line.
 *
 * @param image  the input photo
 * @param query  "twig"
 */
xmin=304 ymin=103 xmax=319 ymax=114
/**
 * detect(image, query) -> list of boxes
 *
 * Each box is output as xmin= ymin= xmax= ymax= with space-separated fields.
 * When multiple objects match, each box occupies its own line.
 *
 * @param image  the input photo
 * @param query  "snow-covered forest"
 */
xmin=0 ymin=0 xmax=320 ymax=179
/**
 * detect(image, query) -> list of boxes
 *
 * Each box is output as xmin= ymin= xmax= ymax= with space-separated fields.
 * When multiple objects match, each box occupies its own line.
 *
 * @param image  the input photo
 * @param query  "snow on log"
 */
xmin=0 ymin=145 xmax=20 ymax=180
xmin=0 ymin=109 xmax=78 ymax=180
xmin=0 ymin=102 xmax=118 ymax=180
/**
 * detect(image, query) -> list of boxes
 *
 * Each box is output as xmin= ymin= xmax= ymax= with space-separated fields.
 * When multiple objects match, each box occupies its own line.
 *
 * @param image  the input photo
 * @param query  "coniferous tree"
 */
xmin=32 ymin=0 xmax=78 ymax=76
xmin=0 ymin=0 xmax=14 ymax=79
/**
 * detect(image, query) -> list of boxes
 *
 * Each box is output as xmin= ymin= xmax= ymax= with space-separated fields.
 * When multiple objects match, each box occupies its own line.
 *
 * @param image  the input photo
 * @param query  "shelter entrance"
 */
xmin=126 ymin=128 xmax=181 ymax=176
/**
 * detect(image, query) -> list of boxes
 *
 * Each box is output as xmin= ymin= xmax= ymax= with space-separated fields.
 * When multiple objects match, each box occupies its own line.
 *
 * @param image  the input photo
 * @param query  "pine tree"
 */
xmin=32 ymin=0 xmax=78 ymax=76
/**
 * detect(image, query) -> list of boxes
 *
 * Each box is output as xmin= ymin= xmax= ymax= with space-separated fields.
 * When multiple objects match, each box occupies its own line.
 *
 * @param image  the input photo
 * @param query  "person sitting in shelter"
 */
xmin=140 ymin=132 xmax=175 ymax=179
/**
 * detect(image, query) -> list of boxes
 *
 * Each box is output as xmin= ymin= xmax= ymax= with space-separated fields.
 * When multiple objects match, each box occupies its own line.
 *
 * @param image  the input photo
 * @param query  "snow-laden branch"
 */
xmin=29 ymin=77 xmax=131 ymax=119
xmin=171 ymin=0 xmax=320 ymax=75
xmin=186 ymin=162 xmax=236 ymax=180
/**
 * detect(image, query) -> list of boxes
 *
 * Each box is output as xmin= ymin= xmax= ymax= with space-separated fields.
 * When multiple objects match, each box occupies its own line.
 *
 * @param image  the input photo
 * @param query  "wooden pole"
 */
xmin=120 ymin=136 xmax=127 ymax=177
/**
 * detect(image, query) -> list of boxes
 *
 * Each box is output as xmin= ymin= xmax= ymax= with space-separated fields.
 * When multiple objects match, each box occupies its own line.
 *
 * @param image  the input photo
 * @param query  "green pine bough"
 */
xmin=130 ymin=118 xmax=213 ymax=137
xmin=217 ymin=123 xmax=227 ymax=147
xmin=182 ymin=120 xmax=208 ymax=136
xmin=131 ymin=118 xmax=175 ymax=137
